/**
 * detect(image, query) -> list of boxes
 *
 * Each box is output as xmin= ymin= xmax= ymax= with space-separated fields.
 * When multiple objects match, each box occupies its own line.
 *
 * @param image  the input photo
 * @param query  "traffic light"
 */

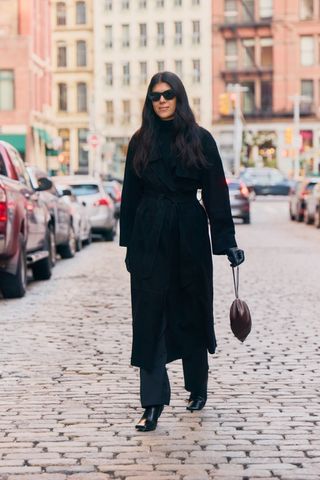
xmin=284 ymin=127 xmax=293 ymax=145
xmin=219 ymin=93 xmax=231 ymax=116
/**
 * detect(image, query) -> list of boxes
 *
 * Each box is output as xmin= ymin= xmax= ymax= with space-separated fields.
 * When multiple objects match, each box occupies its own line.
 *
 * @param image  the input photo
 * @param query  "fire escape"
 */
xmin=219 ymin=0 xmax=273 ymax=117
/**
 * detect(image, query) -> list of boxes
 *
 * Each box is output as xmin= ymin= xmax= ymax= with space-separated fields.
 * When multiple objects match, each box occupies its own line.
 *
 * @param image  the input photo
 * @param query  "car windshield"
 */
xmin=70 ymin=184 xmax=99 ymax=196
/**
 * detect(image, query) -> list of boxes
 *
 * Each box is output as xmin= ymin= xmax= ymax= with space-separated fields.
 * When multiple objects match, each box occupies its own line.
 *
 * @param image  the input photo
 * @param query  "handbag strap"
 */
xmin=232 ymin=266 xmax=239 ymax=299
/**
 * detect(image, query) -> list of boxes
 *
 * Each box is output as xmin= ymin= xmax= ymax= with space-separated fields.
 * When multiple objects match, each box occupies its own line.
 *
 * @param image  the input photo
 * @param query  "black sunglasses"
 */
xmin=148 ymin=89 xmax=176 ymax=102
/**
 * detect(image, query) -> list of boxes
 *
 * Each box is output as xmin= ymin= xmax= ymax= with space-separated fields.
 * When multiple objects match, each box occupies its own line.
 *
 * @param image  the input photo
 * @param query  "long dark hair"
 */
xmin=133 ymin=71 xmax=207 ymax=175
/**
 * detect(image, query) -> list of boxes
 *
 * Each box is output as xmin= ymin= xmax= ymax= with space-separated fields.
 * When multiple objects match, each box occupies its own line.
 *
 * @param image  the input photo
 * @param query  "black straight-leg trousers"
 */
xmin=140 ymin=329 xmax=209 ymax=408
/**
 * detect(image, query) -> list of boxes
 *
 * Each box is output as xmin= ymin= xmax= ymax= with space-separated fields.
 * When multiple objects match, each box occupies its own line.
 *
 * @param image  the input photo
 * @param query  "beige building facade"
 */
xmin=52 ymin=0 xmax=94 ymax=174
xmin=93 ymin=0 xmax=213 ymax=177
xmin=212 ymin=0 xmax=320 ymax=176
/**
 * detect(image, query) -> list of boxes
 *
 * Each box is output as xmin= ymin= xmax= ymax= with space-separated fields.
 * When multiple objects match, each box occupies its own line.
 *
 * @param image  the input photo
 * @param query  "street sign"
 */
xmin=87 ymin=133 xmax=100 ymax=149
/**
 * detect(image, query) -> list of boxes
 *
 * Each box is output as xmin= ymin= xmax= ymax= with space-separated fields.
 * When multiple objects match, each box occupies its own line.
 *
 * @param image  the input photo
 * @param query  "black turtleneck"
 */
xmin=156 ymin=119 xmax=177 ymax=176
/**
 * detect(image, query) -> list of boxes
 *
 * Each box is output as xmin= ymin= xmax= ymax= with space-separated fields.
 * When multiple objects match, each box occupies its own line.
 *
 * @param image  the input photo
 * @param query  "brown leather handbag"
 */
xmin=229 ymin=267 xmax=252 ymax=342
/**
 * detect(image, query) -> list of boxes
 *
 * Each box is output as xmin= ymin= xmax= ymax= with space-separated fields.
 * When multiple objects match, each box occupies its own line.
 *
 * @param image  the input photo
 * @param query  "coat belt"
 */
xmin=140 ymin=190 xmax=198 ymax=287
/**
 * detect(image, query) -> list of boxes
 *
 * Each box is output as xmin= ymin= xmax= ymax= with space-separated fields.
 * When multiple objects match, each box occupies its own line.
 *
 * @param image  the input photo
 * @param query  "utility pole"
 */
xmin=227 ymin=83 xmax=248 ymax=176
xmin=289 ymin=94 xmax=311 ymax=178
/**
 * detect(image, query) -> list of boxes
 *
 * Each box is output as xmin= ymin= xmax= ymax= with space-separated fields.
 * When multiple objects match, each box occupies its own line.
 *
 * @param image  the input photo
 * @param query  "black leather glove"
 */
xmin=227 ymin=247 xmax=245 ymax=267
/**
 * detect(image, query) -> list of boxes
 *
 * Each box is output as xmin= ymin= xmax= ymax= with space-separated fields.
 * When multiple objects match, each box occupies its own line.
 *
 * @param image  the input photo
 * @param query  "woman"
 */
xmin=120 ymin=71 xmax=244 ymax=432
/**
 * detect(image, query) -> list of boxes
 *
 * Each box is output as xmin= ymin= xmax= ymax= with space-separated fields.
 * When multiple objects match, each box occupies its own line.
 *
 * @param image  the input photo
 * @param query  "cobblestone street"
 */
xmin=1 ymin=198 xmax=320 ymax=480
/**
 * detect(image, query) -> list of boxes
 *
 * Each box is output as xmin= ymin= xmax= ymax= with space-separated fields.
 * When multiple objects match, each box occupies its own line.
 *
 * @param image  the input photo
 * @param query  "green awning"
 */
xmin=34 ymin=128 xmax=52 ymax=144
xmin=0 ymin=134 xmax=26 ymax=152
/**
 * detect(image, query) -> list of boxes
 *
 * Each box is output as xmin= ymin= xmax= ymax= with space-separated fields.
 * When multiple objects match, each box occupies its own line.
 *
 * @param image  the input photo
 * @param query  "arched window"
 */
xmin=76 ymin=40 xmax=87 ymax=67
xmin=77 ymin=83 xmax=87 ymax=112
xmin=76 ymin=1 xmax=87 ymax=24
xmin=56 ymin=2 xmax=66 ymax=25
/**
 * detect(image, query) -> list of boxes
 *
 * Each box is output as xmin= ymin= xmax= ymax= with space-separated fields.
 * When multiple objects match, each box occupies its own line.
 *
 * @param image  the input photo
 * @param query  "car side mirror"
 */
xmin=61 ymin=188 xmax=72 ymax=196
xmin=82 ymin=201 xmax=87 ymax=207
xmin=37 ymin=177 xmax=53 ymax=191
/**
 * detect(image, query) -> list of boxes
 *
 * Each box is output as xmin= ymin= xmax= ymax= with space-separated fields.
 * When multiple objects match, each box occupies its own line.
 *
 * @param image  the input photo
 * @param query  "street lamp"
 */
xmin=227 ymin=83 xmax=248 ymax=177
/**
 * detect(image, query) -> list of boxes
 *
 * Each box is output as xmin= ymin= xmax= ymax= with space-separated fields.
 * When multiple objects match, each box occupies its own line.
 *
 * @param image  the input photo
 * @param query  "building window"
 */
xmin=139 ymin=0 xmax=147 ymax=7
xmin=106 ymin=63 xmax=113 ymax=85
xmin=78 ymin=128 xmax=89 ymax=171
xmin=105 ymin=0 xmax=112 ymax=10
xmin=242 ymin=81 xmax=255 ymax=113
xmin=157 ymin=60 xmax=165 ymax=71
xmin=175 ymin=59 xmax=183 ymax=77
xmin=243 ymin=38 xmax=255 ymax=67
xmin=56 ymin=2 xmax=66 ymax=25
xmin=259 ymin=0 xmax=273 ymax=19
xmin=139 ymin=23 xmax=147 ymax=47
xmin=192 ymin=21 xmax=200 ymax=45
xmin=224 ymin=0 xmax=237 ymax=24
xmin=300 ymin=0 xmax=313 ymax=19
xmin=174 ymin=21 xmax=183 ymax=45
xmin=122 ymin=24 xmax=130 ymax=47
xmin=57 ymin=44 xmax=67 ymax=67
xmin=76 ymin=1 xmax=86 ymax=24
xmin=242 ymin=0 xmax=254 ymax=22
xmin=122 ymin=0 xmax=129 ymax=8
xmin=157 ymin=22 xmax=165 ymax=46
xmin=225 ymin=39 xmax=238 ymax=70
xmin=260 ymin=37 xmax=273 ymax=67
xmin=192 ymin=97 xmax=201 ymax=122
xmin=139 ymin=62 xmax=148 ymax=84
xmin=192 ymin=0 xmax=200 ymax=5
xmin=174 ymin=0 xmax=182 ymax=5
xmin=192 ymin=59 xmax=201 ymax=83
xmin=76 ymin=40 xmax=87 ymax=67
xmin=58 ymin=83 xmax=67 ymax=111
xmin=156 ymin=0 xmax=164 ymax=6
xmin=0 ymin=70 xmax=14 ymax=111
xmin=300 ymin=36 xmax=315 ymax=66
xmin=301 ymin=79 xmax=314 ymax=113
xmin=77 ymin=82 xmax=87 ymax=112
xmin=106 ymin=101 xmax=114 ymax=124
xmin=105 ymin=25 xmax=113 ymax=48
xmin=122 ymin=100 xmax=131 ymax=124
xmin=123 ymin=62 xmax=130 ymax=85
xmin=261 ymin=81 xmax=272 ymax=112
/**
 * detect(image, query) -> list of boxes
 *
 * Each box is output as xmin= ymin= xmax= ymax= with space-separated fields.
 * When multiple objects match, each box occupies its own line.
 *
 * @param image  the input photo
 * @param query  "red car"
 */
xmin=0 ymin=141 xmax=54 ymax=298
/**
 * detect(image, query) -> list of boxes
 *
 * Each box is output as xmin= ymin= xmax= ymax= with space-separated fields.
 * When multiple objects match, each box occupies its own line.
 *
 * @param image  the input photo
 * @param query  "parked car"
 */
xmin=27 ymin=166 xmax=77 ymax=260
xmin=54 ymin=183 xmax=92 ymax=250
xmin=302 ymin=179 xmax=320 ymax=225
xmin=0 ymin=141 xmax=54 ymax=298
xmin=227 ymin=178 xmax=251 ymax=224
xmin=289 ymin=178 xmax=319 ymax=222
xmin=51 ymin=175 xmax=117 ymax=241
xmin=240 ymin=167 xmax=291 ymax=196
xmin=102 ymin=179 xmax=122 ymax=220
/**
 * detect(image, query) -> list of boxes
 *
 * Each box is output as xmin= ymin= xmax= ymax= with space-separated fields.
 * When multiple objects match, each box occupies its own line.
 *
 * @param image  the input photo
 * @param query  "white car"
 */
xmin=54 ymin=184 xmax=92 ymax=250
xmin=51 ymin=175 xmax=117 ymax=241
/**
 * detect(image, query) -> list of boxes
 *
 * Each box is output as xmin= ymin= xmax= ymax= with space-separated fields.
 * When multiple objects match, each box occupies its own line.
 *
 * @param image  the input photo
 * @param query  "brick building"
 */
xmin=212 ymin=0 xmax=320 ymax=176
xmin=0 ymin=0 xmax=55 ymax=168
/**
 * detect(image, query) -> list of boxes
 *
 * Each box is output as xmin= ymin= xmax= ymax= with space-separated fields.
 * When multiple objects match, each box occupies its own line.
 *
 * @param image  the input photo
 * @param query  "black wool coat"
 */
xmin=120 ymin=121 xmax=237 ymax=371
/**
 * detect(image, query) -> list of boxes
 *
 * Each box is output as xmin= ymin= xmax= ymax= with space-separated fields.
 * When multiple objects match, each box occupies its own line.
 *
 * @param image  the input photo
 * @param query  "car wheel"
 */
xmin=0 ymin=234 xmax=27 ymax=298
xmin=103 ymin=228 xmax=115 ymax=241
xmin=32 ymin=227 xmax=53 ymax=281
xmin=243 ymin=215 xmax=251 ymax=224
xmin=49 ymin=226 xmax=56 ymax=267
xmin=289 ymin=206 xmax=295 ymax=220
xmin=314 ymin=207 xmax=320 ymax=228
xmin=76 ymin=236 xmax=82 ymax=252
xmin=83 ymin=229 xmax=92 ymax=246
xmin=58 ymin=225 xmax=77 ymax=259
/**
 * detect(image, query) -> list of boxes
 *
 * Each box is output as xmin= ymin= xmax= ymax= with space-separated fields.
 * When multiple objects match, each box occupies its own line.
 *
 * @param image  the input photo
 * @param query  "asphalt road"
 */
xmin=0 ymin=197 xmax=320 ymax=480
